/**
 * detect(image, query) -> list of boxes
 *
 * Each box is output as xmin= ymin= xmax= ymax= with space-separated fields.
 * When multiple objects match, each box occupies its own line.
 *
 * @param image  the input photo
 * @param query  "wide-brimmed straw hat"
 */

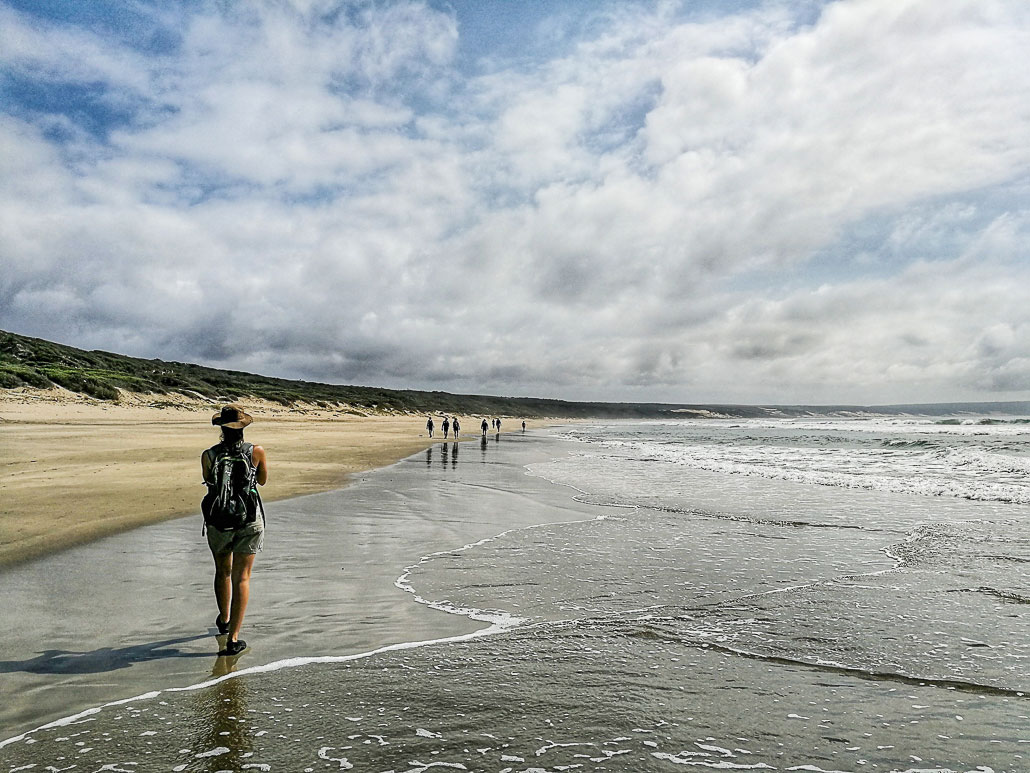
xmin=212 ymin=403 xmax=253 ymax=429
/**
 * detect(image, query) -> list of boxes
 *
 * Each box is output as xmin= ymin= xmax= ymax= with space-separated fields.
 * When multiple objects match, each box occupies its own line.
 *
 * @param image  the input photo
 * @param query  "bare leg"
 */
xmin=213 ymin=552 xmax=233 ymax=628
xmin=228 ymin=552 xmax=257 ymax=642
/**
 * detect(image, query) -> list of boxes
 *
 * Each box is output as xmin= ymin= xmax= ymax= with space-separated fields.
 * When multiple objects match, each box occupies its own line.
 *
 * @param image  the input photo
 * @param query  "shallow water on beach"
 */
xmin=3 ymin=419 xmax=1029 ymax=772
xmin=0 ymin=432 xmax=585 ymax=739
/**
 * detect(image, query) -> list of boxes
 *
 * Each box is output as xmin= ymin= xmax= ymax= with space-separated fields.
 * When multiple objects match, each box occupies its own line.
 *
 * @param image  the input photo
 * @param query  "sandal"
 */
xmin=219 ymin=639 xmax=247 ymax=657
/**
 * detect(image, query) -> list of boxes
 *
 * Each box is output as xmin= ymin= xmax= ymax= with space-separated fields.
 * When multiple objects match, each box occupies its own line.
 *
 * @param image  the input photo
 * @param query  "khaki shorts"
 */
xmin=207 ymin=524 xmax=264 ymax=556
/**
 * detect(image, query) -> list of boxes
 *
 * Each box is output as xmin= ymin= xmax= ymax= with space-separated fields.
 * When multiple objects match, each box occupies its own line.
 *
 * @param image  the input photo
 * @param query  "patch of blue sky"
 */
xmin=670 ymin=0 xmax=824 ymax=66
xmin=1 ymin=73 xmax=144 ymax=143
xmin=437 ymin=0 xmax=594 ymax=73
xmin=277 ymin=183 xmax=367 ymax=209
xmin=752 ymin=0 xmax=825 ymax=32
xmin=4 ymin=0 xmax=183 ymax=55
xmin=724 ymin=183 xmax=1030 ymax=295
xmin=863 ymin=183 xmax=1030 ymax=264
xmin=149 ymin=170 xmax=262 ymax=208
xmin=584 ymin=79 xmax=663 ymax=161
xmin=674 ymin=0 xmax=813 ymax=24
xmin=440 ymin=0 xmax=824 ymax=73
xmin=328 ymin=72 xmax=410 ymax=107
xmin=466 ymin=183 xmax=532 ymax=215
xmin=438 ymin=0 xmax=690 ymax=76
xmin=326 ymin=79 xmax=455 ymax=141
xmin=149 ymin=159 xmax=412 ymax=209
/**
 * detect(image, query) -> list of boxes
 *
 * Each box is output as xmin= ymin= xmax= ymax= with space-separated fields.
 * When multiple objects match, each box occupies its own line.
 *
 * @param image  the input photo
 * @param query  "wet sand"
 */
xmin=0 ymin=388 xmax=542 ymax=568
xmin=0 ymin=427 xmax=584 ymax=742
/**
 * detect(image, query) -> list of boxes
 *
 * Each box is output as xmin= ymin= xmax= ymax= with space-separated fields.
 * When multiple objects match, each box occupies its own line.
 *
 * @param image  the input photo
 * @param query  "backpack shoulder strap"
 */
xmin=202 ymin=444 xmax=223 ymax=486
xmin=240 ymin=442 xmax=266 ymax=526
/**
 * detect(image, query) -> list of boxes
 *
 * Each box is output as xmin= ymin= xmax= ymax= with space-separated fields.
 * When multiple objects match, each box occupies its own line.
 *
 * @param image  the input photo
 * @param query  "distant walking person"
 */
xmin=496 ymin=418 xmax=502 ymax=432
xmin=201 ymin=404 xmax=267 ymax=657
xmin=481 ymin=418 xmax=489 ymax=435
xmin=522 ymin=420 xmax=526 ymax=432
xmin=426 ymin=416 xmax=434 ymax=437
xmin=452 ymin=417 xmax=460 ymax=439
xmin=442 ymin=416 xmax=450 ymax=439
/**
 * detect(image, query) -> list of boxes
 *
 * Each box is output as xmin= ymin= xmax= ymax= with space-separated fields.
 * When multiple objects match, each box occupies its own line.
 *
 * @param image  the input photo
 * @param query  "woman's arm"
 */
xmin=251 ymin=445 xmax=268 ymax=486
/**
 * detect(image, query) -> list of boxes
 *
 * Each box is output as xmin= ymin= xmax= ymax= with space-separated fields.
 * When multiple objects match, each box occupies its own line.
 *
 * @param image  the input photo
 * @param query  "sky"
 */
xmin=2 ymin=0 xmax=1030 ymax=406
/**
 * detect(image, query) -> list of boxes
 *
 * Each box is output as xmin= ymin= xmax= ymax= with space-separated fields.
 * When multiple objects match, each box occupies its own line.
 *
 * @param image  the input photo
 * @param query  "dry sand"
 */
xmin=0 ymin=387 xmax=543 ymax=569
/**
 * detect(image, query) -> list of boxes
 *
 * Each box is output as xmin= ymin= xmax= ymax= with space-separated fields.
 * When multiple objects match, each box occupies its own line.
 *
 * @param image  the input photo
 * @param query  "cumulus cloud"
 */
xmin=1 ymin=0 xmax=1030 ymax=403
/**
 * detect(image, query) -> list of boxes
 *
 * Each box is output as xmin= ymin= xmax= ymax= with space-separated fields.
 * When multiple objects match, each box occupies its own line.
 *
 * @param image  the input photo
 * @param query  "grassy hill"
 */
xmin=0 ymin=329 xmax=683 ymax=418
xmin=3 ymin=329 xmax=1028 ymax=419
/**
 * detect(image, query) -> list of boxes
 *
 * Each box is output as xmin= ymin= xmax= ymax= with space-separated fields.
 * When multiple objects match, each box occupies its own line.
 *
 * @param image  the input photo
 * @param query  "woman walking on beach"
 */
xmin=202 ymin=404 xmax=268 ymax=657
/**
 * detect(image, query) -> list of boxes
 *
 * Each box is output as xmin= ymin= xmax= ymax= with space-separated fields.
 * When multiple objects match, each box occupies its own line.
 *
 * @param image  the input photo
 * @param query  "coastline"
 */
xmin=0 ymin=388 xmax=547 ymax=569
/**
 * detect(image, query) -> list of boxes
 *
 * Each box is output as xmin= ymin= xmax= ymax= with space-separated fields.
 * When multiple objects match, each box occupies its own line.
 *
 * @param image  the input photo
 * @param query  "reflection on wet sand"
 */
xmin=190 ymin=663 xmax=250 ymax=772
xmin=430 ymin=442 xmax=463 ymax=468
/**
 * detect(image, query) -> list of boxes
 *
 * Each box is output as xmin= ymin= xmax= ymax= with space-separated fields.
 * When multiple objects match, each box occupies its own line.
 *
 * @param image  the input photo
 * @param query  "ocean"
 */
xmin=2 ymin=418 xmax=1028 ymax=772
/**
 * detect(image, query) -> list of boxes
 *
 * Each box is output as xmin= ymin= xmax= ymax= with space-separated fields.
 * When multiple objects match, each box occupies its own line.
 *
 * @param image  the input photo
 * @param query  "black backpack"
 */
xmin=201 ymin=442 xmax=263 ymax=531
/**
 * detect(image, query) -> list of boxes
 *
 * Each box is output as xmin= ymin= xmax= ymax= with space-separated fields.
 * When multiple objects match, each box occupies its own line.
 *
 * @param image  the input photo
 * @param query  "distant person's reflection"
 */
xmin=441 ymin=443 xmax=449 ymax=467
xmin=425 ymin=446 xmax=433 ymax=467
xmin=194 ymin=670 xmax=251 ymax=772
xmin=451 ymin=442 xmax=458 ymax=467
xmin=480 ymin=433 xmax=488 ymax=457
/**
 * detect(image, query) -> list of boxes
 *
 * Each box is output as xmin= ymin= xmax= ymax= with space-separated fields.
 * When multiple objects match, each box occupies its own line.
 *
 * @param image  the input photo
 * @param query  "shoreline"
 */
xmin=0 ymin=425 xmax=586 ymax=742
xmin=0 ymin=388 xmax=549 ymax=569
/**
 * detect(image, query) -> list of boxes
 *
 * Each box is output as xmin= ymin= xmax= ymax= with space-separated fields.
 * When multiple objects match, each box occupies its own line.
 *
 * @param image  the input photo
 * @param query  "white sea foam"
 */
xmin=555 ymin=419 xmax=1030 ymax=505
xmin=650 ymin=752 xmax=776 ymax=769
xmin=195 ymin=746 xmax=230 ymax=758
xmin=394 ymin=509 xmax=607 ymax=629
xmin=0 ymin=588 xmax=505 ymax=751
xmin=563 ymin=417 xmax=1030 ymax=437
xmin=1 ymin=503 xmax=604 ymax=752
xmin=317 ymin=746 xmax=353 ymax=769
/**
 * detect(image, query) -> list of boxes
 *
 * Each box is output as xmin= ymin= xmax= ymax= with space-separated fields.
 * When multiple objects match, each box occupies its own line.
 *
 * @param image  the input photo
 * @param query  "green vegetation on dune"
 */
xmin=3 ymin=330 xmax=1029 ymax=419
xmin=0 ymin=330 xmax=675 ymax=417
